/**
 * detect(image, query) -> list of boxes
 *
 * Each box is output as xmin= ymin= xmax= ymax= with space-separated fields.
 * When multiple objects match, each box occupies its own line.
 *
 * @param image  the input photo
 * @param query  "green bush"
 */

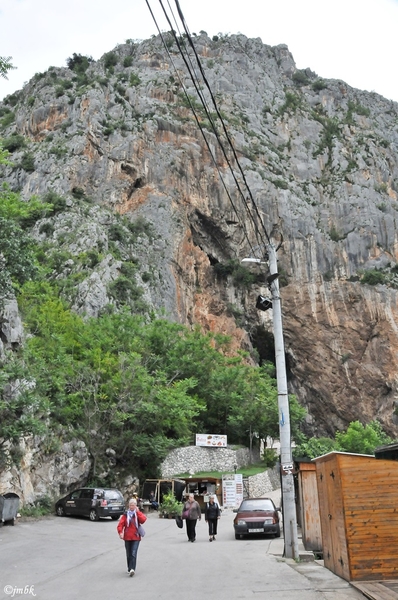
xmin=159 ymin=491 xmax=183 ymax=516
xmin=292 ymin=70 xmax=310 ymax=86
xmin=104 ymin=51 xmax=118 ymax=69
xmin=71 ymin=187 xmax=86 ymax=200
xmin=336 ymin=420 xmax=391 ymax=454
xmin=127 ymin=216 xmax=154 ymax=239
xmin=20 ymin=152 xmax=35 ymax=172
xmin=312 ymin=79 xmax=327 ymax=91
xmin=0 ymin=110 xmax=15 ymax=128
xmin=129 ymin=72 xmax=141 ymax=87
xmin=66 ymin=53 xmax=93 ymax=74
xmin=2 ymin=134 xmax=26 ymax=152
xmin=360 ymin=269 xmax=386 ymax=286
xmin=39 ymin=222 xmax=55 ymax=236
xmin=43 ymin=191 xmax=67 ymax=214
xmin=123 ymin=56 xmax=133 ymax=68
xmin=109 ymin=223 xmax=127 ymax=242
xmin=20 ymin=495 xmax=54 ymax=517
xmin=214 ymin=260 xmax=257 ymax=288
xmin=278 ymin=91 xmax=302 ymax=115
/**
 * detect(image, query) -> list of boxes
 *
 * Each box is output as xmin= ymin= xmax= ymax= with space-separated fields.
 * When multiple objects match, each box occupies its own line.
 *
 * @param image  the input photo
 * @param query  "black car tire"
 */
xmin=274 ymin=525 xmax=281 ymax=538
xmin=234 ymin=533 xmax=242 ymax=540
xmin=89 ymin=509 xmax=99 ymax=521
xmin=110 ymin=515 xmax=119 ymax=520
xmin=56 ymin=505 xmax=65 ymax=517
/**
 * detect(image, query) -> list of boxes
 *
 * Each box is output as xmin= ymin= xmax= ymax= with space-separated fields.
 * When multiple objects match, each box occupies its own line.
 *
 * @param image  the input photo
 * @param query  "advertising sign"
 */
xmin=222 ymin=474 xmax=244 ymax=508
xmin=195 ymin=434 xmax=227 ymax=447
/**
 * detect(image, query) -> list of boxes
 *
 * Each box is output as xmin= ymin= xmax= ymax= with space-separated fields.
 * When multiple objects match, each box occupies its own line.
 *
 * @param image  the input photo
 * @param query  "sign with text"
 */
xmin=195 ymin=434 xmax=227 ymax=447
xmin=222 ymin=474 xmax=243 ymax=508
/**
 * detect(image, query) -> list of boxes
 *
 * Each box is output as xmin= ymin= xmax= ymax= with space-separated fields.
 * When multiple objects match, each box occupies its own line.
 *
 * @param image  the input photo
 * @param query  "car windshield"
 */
xmin=104 ymin=490 xmax=124 ymax=501
xmin=239 ymin=500 xmax=275 ymax=512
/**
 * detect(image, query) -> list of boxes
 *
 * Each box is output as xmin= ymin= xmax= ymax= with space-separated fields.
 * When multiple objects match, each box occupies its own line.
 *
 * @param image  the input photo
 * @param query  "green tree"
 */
xmin=0 ymin=56 xmax=16 ymax=79
xmin=66 ymin=53 xmax=93 ymax=74
xmin=0 ymin=357 xmax=49 ymax=468
xmin=295 ymin=419 xmax=392 ymax=460
xmin=293 ymin=436 xmax=337 ymax=459
xmin=335 ymin=420 xmax=391 ymax=454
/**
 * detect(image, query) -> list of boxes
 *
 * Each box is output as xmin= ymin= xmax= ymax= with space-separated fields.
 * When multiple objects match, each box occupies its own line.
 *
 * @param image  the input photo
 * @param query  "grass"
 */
xmin=174 ymin=462 xmax=270 ymax=479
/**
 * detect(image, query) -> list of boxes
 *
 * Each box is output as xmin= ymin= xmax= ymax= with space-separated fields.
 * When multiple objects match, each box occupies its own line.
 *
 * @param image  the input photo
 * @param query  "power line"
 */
xmin=146 ymin=0 xmax=268 ymax=257
xmin=173 ymin=0 xmax=271 ymax=248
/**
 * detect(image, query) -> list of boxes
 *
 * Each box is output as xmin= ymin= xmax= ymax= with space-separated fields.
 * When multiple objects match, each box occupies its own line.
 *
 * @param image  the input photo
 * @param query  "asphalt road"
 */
xmin=0 ymin=510 xmax=362 ymax=600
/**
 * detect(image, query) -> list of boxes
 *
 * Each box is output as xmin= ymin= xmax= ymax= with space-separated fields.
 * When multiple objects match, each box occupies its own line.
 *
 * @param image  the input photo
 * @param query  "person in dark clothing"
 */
xmin=149 ymin=490 xmax=159 ymax=510
xmin=182 ymin=493 xmax=201 ymax=542
xmin=205 ymin=495 xmax=221 ymax=541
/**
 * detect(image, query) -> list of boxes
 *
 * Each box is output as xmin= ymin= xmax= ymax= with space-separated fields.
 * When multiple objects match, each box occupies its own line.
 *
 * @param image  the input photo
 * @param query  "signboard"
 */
xmin=195 ymin=434 xmax=227 ymax=447
xmin=222 ymin=474 xmax=243 ymax=508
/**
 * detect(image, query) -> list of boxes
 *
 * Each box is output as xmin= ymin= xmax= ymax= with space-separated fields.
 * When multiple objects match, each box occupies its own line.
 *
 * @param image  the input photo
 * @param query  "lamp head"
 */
xmin=256 ymin=295 xmax=273 ymax=311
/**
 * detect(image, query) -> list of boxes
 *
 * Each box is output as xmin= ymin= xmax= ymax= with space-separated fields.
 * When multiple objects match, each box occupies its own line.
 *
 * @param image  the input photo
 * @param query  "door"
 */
xmin=65 ymin=489 xmax=82 ymax=515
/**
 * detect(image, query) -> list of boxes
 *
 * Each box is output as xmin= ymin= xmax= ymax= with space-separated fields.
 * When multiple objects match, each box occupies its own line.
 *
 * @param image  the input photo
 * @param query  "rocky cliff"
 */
xmin=1 ymin=31 xmax=398 ymax=443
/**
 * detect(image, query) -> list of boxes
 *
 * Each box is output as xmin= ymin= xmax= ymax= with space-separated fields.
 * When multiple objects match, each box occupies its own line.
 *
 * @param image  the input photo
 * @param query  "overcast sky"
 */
xmin=1 ymin=0 xmax=398 ymax=103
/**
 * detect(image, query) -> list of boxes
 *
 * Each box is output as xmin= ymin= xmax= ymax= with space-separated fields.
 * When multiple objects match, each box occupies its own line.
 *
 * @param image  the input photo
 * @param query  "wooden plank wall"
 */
xmin=316 ymin=454 xmax=350 ymax=581
xmin=339 ymin=454 xmax=398 ymax=581
xmin=298 ymin=464 xmax=322 ymax=552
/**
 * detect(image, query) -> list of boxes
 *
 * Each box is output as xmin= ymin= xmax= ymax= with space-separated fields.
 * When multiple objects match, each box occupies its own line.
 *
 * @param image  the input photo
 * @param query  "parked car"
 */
xmin=233 ymin=497 xmax=281 ymax=539
xmin=55 ymin=488 xmax=125 ymax=521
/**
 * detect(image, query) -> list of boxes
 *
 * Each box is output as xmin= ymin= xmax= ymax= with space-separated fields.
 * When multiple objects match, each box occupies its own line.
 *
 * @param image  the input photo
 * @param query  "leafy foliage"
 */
xmin=335 ymin=420 xmax=391 ymax=454
xmin=360 ymin=269 xmax=386 ymax=286
xmin=66 ymin=53 xmax=93 ymax=74
xmin=294 ymin=420 xmax=392 ymax=459
xmin=7 ymin=275 xmax=307 ymax=480
xmin=0 ymin=144 xmax=305 ymax=480
xmin=0 ymin=56 xmax=16 ymax=80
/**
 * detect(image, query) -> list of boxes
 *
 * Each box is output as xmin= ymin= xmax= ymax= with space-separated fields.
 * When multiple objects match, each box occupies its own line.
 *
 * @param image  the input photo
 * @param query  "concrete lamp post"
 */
xmin=241 ymin=246 xmax=299 ymax=560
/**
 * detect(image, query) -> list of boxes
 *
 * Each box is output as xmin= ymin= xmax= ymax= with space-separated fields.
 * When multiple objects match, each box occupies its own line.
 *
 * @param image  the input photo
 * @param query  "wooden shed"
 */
xmin=313 ymin=451 xmax=398 ymax=582
xmin=295 ymin=459 xmax=322 ymax=553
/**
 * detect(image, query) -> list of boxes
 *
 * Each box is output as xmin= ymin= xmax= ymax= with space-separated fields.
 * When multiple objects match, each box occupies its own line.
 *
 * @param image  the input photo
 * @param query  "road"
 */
xmin=0 ymin=510 xmax=363 ymax=600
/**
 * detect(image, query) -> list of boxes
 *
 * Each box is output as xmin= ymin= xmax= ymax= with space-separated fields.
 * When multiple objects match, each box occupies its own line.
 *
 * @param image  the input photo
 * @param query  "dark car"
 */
xmin=55 ymin=487 xmax=125 ymax=521
xmin=233 ymin=497 xmax=281 ymax=539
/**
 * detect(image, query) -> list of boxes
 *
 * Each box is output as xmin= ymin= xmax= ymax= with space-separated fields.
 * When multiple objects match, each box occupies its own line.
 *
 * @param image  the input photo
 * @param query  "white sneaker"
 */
xmin=129 ymin=569 xmax=135 ymax=577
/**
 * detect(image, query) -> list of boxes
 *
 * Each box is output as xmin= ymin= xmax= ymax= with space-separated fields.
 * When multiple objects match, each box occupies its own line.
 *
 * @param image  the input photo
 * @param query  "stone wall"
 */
xmin=160 ymin=445 xmax=260 ymax=478
xmin=246 ymin=465 xmax=281 ymax=498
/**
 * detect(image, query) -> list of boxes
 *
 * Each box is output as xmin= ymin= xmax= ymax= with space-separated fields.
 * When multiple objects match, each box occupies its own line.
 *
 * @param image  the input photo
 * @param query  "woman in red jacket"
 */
xmin=117 ymin=497 xmax=147 ymax=577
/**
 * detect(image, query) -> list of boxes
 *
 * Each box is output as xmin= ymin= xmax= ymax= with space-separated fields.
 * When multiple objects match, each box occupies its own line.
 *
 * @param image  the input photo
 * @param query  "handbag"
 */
xmin=182 ymin=508 xmax=190 ymax=519
xmin=137 ymin=523 xmax=146 ymax=537
xmin=175 ymin=515 xmax=183 ymax=529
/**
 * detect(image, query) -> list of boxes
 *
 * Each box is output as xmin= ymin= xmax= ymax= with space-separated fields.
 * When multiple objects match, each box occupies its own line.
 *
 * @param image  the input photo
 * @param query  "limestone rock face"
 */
xmin=2 ymin=32 xmax=398 ymax=444
xmin=0 ymin=298 xmax=24 ymax=358
xmin=0 ymin=439 xmax=91 ymax=503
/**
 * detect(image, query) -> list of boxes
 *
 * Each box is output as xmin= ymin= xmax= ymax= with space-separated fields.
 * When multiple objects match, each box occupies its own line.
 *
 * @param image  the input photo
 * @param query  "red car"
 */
xmin=233 ymin=497 xmax=281 ymax=539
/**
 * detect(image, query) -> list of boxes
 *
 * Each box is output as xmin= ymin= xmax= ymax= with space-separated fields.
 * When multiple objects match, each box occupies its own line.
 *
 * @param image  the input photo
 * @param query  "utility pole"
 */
xmin=242 ymin=242 xmax=299 ymax=559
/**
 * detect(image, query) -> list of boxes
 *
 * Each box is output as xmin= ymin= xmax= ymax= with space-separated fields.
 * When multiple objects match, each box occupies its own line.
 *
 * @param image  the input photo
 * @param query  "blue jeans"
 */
xmin=125 ymin=540 xmax=140 ymax=571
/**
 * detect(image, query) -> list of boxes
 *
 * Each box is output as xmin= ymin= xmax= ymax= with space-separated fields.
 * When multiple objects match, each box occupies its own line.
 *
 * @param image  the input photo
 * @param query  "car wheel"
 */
xmin=235 ymin=533 xmax=242 ymax=540
xmin=56 ymin=505 xmax=65 ymax=517
xmin=89 ymin=509 xmax=99 ymax=521
xmin=275 ymin=526 xmax=281 ymax=538
xmin=111 ymin=515 xmax=119 ymax=520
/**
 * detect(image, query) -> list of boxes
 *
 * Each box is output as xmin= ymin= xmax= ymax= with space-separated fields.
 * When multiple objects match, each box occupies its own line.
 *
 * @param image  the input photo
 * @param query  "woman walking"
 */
xmin=182 ymin=493 xmax=201 ymax=542
xmin=117 ymin=497 xmax=147 ymax=577
xmin=205 ymin=495 xmax=221 ymax=541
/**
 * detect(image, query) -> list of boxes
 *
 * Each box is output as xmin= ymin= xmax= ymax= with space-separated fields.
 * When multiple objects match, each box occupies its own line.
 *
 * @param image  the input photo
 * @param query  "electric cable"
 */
xmin=145 ymin=0 xmax=257 ymax=256
xmin=157 ymin=0 xmax=262 ymax=252
xmin=164 ymin=0 xmax=268 ymax=251
xmin=173 ymin=0 xmax=272 ymax=249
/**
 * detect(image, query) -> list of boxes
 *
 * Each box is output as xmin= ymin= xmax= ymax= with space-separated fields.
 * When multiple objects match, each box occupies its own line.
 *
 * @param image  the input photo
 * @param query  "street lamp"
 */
xmin=242 ymin=244 xmax=299 ymax=560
